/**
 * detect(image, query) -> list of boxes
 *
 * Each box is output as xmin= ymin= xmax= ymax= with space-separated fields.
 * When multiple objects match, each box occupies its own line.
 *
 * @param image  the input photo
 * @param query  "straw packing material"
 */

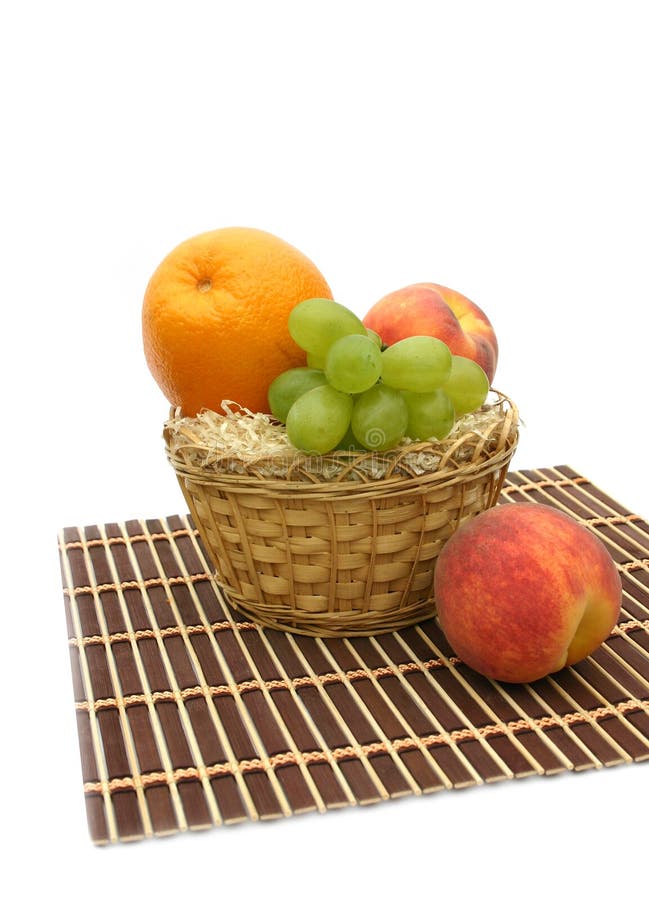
xmin=164 ymin=392 xmax=519 ymax=636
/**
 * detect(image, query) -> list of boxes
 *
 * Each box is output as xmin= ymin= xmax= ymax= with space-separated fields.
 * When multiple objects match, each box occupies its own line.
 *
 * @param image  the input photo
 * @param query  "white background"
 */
xmin=2 ymin=1 xmax=647 ymax=896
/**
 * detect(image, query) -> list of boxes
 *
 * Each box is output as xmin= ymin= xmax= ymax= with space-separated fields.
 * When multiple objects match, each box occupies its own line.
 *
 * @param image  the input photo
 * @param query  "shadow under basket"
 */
xmin=164 ymin=392 xmax=519 ymax=637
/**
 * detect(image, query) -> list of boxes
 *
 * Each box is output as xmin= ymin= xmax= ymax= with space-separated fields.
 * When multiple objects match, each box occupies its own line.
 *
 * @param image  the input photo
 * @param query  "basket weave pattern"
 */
xmin=165 ymin=395 xmax=518 ymax=637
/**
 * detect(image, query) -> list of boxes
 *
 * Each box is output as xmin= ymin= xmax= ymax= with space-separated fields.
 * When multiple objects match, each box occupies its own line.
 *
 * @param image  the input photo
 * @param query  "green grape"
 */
xmin=381 ymin=336 xmax=452 ymax=392
xmin=402 ymin=389 xmax=455 ymax=440
xmin=288 ymin=298 xmax=366 ymax=356
xmin=444 ymin=355 xmax=489 ymax=415
xmin=351 ymin=384 xmax=408 ymax=451
xmin=334 ymin=425 xmax=364 ymax=452
xmin=286 ymin=385 xmax=353 ymax=454
xmin=267 ymin=367 xmax=328 ymax=423
xmin=325 ymin=334 xmax=382 ymax=394
xmin=306 ymin=351 xmax=326 ymax=369
xmin=366 ymin=327 xmax=382 ymax=348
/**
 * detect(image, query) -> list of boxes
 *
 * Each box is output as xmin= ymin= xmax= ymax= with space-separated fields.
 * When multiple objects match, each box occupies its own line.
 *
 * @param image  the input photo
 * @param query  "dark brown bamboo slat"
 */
xmin=59 ymin=466 xmax=649 ymax=844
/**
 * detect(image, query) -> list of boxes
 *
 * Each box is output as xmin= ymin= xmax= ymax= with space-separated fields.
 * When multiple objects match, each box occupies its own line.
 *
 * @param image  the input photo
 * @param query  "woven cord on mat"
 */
xmin=60 ymin=465 xmax=649 ymax=844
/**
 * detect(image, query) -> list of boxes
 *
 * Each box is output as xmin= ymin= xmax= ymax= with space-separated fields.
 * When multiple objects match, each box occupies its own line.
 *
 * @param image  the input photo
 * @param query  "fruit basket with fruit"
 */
xmin=145 ymin=228 xmax=519 ymax=637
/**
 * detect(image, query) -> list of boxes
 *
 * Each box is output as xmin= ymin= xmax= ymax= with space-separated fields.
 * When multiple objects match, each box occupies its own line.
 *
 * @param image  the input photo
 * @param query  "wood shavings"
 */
xmin=164 ymin=394 xmax=512 ymax=482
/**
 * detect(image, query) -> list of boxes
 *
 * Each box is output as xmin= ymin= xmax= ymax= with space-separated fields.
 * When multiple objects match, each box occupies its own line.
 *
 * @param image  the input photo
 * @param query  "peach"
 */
xmin=363 ymin=283 xmax=499 ymax=383
xmin=433 ymin=504 xmax=622 ymax=683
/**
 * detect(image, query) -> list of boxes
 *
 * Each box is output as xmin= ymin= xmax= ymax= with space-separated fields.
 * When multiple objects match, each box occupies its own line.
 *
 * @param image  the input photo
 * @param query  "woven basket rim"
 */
xmin=164 ymin=390 xmax=519 ymax=492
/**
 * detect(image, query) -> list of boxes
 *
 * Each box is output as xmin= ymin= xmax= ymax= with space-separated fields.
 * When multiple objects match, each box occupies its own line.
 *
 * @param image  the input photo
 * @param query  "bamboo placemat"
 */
xmin=59 ymin=465 xmax=649 ymax=844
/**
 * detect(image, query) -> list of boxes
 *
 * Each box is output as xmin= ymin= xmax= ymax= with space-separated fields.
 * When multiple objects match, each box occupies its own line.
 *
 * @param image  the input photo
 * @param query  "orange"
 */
xmin=142 ymin=227 xmax=333 ymax=417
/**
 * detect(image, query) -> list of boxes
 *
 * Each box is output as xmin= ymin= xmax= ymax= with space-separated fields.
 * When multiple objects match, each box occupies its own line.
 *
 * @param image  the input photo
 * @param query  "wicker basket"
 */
xmin=164 ymin=392 xmax=518 ymax=637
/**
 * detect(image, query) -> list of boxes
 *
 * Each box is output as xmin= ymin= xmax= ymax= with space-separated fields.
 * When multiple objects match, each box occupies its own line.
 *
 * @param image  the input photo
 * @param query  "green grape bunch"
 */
xmin=267 ymin=298 xmax=491 ymax=454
